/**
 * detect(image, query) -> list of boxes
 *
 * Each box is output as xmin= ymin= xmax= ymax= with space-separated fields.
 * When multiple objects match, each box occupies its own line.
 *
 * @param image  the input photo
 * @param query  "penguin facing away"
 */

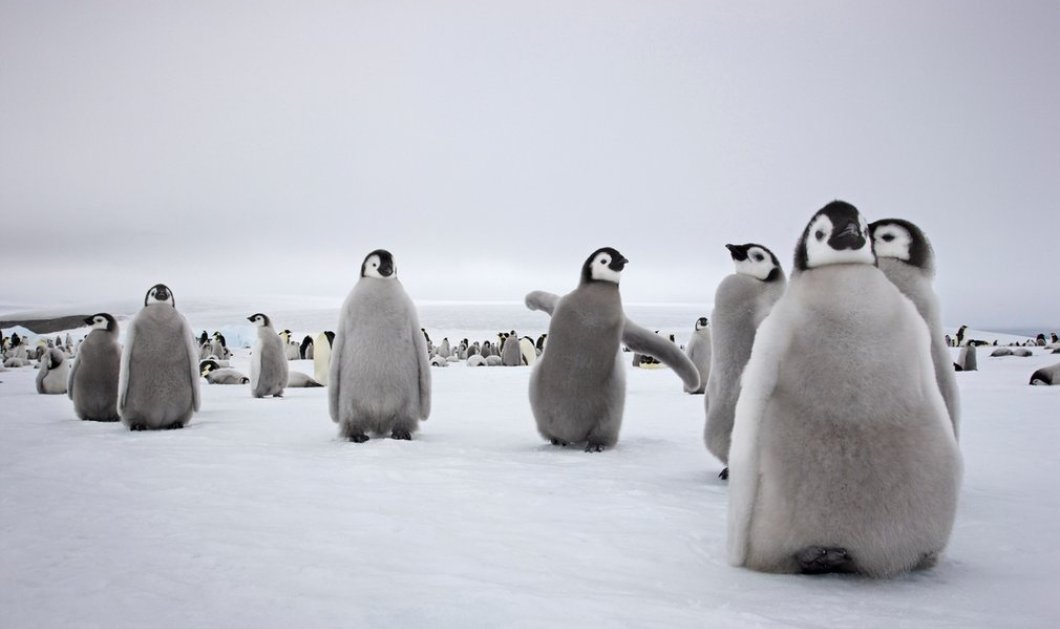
xmin=248 ymin=313 xmax=288 ymax=398
xmin=36 ymin=347 xmax=70 ymax=394
xmin=68 ymin=313 xmax=122 ymax=420
xmin=728 ymin=201 xmax=961 ymax=577
xmin=870 ymin=218 xmax=960 ymax=438
xmin=525 ymin=247 xmax=700 ymax=452
xmin=704 ymin=243 xmax=787 ymax=470
xmin=118 ymin=284 xmax=201 ymax=430
xmin=329 ymin=250 xmax=431 ymax=442
xmin=684 ymin=317 xmax=712 ymax=395
xmin=955 ymin=345 xmax=977 ymax=372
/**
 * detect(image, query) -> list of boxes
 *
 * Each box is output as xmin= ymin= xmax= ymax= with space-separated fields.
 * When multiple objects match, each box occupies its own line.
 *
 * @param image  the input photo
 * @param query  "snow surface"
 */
xmin=2 ymin=305 xmax=1059 ymax=628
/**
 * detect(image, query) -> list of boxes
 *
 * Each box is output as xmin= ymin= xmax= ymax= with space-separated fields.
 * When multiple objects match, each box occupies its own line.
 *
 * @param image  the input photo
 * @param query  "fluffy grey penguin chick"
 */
xmin=200 ymin=359 xmax=250 ymax=385
xmin=68 ymin=313 xmax=122 ymax=420
xmin=870 ymin=218 xmax=960 ymax=439
xmin=1029 ymin=362 xmax=1060 ymax=385
xmin=36 ymin=347 xmax=70 ymax=394
xmin=728 ymin=201 xmax=961 ymax=578
xmin=249 ymin=313 xmax=288 ymax=398
xmin=525 ymin=247 xmax=700 ymax=452
xmin=329 ymin=249 xmax=431 ymax=442
xmin=704 ymin=243 xmax=786 ymax=471
xmin=118 ymin=284 xmax=201 ymax=430
xmin=685 ymin=317 xmax=712 ymax=395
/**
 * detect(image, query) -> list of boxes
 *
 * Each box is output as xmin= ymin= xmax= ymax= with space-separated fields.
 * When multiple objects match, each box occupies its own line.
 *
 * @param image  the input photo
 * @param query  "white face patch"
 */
xmin=251 ymin=315 xmax=267 ymax=328
xmin=733 ymin=247 xmax=778 ymax=280
xmin=146 ymin=288 xmax=174 ymax=306
xmin=589 ymin=252 xmax=622 ymax=284
xmin=91 ymin=317 xmax=109 ymax=331
xmin=872 ymin=223 xmax=912 ymax=261
xmin=804 ymin=214 xmax=875 ymax=269
xmin=362 ymin=254 xmax=393 ymax=279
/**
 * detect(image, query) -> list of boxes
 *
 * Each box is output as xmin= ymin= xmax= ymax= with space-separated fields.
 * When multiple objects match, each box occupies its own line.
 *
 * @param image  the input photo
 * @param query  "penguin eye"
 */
xmin=600 ymin=258 xmax=608 ymax=265
xmin=814 ymin=230 xmax=825 ymax=241
xmin=752 ymin=254 xmax=764 ymax=262
xmin=882 ymin=234 xmax=896 ymax=242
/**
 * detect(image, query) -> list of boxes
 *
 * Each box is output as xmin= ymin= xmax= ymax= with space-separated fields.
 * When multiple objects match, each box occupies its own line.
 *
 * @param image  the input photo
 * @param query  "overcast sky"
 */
xmin=2 ymin=1 xmax=1057 ymax=327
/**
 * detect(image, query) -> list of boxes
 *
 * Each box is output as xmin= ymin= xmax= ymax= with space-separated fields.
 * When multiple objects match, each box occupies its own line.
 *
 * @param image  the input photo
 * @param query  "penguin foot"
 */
xmin=163 ymin=422 xmax=184 ymax=430
xmin=796 ymin=547 xmax=853 ymax=574
xmin=391 ymin=429 xmax=412 ymax=440
xmin=719 ymin=467 xmax=729 ymax=480
xmin=549 ymin=438 xmax=569 ymax=447
xmin=273 ymin=393 xmax=283 ymax=398
xmin=129 ymin=424 xmax=146 ymax=432
xmin=584 ymin=443 xmax=606 ymax=453
xmin=349 ymin=433 xmax=369 ymax=443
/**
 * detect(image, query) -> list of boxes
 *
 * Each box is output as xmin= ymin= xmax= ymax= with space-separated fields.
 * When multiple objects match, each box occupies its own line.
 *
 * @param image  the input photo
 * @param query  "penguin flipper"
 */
xmin=182 ymin=320 xmax=202 ymax=413
xmin=117 ymin=320 xmax=137 ymax=416
xmin=414 ymin=324 xmax=431 ymax=420
xmin=727 ymin=304 xmax=792 ymax=567
xmin=328 ymin=331 xmax=343 ymax=423
xmin=525 ymin=290 xmax=560 ymax=316
xmin=621 ymin=318 xmax=701 ymax=392
xmin=66 ymin=353 xmax=79 ymax=400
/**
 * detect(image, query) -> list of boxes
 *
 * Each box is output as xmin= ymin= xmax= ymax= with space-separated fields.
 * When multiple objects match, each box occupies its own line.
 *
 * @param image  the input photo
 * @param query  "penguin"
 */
xmin=68 ymin=313 xmax=121 ymax=421
xmin=955 ymin=325 xmax=968 ymax=346
xmin=280 ymin=330 xmax=300 ymax=361
xmin=486 ymin=355 xmax=503 ymax=366
xmin=728 ymin=200 xmax=961 ymax=577
xmin=684 ymin=317 xmax=711 ymax=395
xmin=200 ymin=359 xmax=250 ymax=385
xmin=501 ymin=332 xmax=522 ymax=366
xmin=199 ymin=331 xmax=209 ymax=346
xmin=36 ymin=347 xmax=69 ymax=394
xmin=329 ymin=250 xmax=431 ymax=442
xmin=467 ymin=354 xmax=487 ymax=367
xmin=248 ymin=313 xmax=288 ymax=398
xmin=704 ymin=243 xmax=786 ymax=472
xmin=954 ymin=345 xmax=977 ymax=371
xmin=536 ymin=334 xmax=547 ymax=354
xmin=1029 ymin=362 xmax=1060 ymax=385
xmin=480 ymin=341 xmax=493 ymax=358
xmin=525 ymin=247 xmax=700 ymax=452
xmin=1012 ymin=348 xmax=1033 ymax=357
xmin=519 ymin=336 xmax=537 ymax=366
xmin=287 ymin=371 xmax=323 ymax=387
xmin=313 ymin=331 xmax=332 ymax=385
xmin=199 ymin=342 xmax=213 ymax=360
xmin=300 ymin=335 xmax=314 ymax=360
xmin=870 ymin=219 xmax=960 ymax=438
xmin=1035 ymin=334 xmax=1046 ymax=347
xmin=437 ymin=338 xmax=451 ymax=359
xmin=118 ymin=284 xmax=201 ymax=430
xmin=990 ymin=347 xmax=1014 ymax=357
xmin=211 ymin=334 xmax=226 ymax=359
xmin=430 ymin=355 xmax=449 ymax=367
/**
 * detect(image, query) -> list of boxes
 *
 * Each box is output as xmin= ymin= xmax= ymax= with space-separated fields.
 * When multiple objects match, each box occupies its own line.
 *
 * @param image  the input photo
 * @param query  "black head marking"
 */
xmin=725 ymin=244 xmax=748 ymax=261
xmin=793 ymin=200 xmax=874 ymax=271
xmin=581 ymin=246 xmax=629 ymax=284
xmin=145 ymin=283 xmax=173 ymax=306
xmin=730 ymin=242 xmax=783 ymax=282
xmin=361 ymin=249 xmax=396 ymax=278
xmin=200 ymin=359 xmax=219 ymax=375
xmin=85 ymin=313 xmax=118 ymax=333
xmin=869 ymin=218 xmax=934 ymax=272
xmin=248 ymin=313 xmax=271 ymax=327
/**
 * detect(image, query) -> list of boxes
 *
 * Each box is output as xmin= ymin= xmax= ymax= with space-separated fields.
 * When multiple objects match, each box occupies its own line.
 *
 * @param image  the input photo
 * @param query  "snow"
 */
xmin=2 ymin=305 xmax=1059 ymax=628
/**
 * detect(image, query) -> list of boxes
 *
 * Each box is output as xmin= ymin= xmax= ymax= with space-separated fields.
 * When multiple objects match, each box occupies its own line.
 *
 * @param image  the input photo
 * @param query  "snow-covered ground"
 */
xmin=2 ymin=306 xmax=1059 ymax=628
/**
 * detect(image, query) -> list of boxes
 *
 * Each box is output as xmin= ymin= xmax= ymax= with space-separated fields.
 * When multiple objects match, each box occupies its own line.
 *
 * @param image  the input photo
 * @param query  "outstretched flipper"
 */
xmin=621 ymin=318 xmax=700 ymax=392
xmin=525 ymin=290 xmax=560 ymax=316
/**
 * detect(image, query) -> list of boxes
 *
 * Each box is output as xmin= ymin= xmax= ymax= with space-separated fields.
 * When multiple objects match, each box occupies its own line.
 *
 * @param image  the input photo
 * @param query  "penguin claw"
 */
xmin=549 ymin=438 xmax=569 ymax=447
xmin=796 ymin=547 xmax=853 ymax=574
xmin=719 ymin=467 xmax=729 ymax=480
xmin=349 ymin=434 xmax=369 ymax=443
xmin=391 ymin=429 xmax=412 ymax=440
xmin=584 ymin=443 xmax=606 ymax=453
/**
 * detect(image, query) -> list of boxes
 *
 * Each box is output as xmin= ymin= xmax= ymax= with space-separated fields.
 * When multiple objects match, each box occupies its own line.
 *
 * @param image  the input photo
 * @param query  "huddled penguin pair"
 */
xmin=727 ymin=201 xmax=961 ymax=578
xmin=329 ymin=250 xmax=431 ymax=442
xmin=525 ymin=247 xmax=700 ymax=452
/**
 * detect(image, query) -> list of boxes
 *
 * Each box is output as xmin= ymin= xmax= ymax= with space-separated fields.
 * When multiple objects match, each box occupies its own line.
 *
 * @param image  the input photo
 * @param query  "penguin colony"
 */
xmin=4 ymin=200 xmax=1054 ymax=579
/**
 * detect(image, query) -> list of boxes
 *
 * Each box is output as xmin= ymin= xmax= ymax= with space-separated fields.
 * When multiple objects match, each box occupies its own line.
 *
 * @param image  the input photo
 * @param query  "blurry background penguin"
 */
xmin=68 ymin=313 xmax=121 ymax=421
xmin=36 ymin=347 xmax=69 ymax=394
xmin=684 ymin=317 xmax=711 ymax=394
xmin=249 ymin=313 xmax=288 ymax=398
xmin=200 ymin=358 xmax=249 ymax=385
xmin=313 ymin=330 xmax=334 ymax=385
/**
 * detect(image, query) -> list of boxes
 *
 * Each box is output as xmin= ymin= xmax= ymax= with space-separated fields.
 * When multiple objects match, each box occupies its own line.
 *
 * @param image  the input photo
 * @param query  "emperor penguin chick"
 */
xmin=704 ymin=243 xmax=786 ymax=470
xmin=684 ymin=317 xmax=712 ymax=394
xmin=728 ymin=201 xmax=961 ymax=578
xmin=68 ymin=313 xmax=121 ymax=420
xmin=870 ymin=218 xmax=959 ymax=438
xmin=329 ymin=250 xmax=431 ymax=442
xmin=248 ymin=313 xmax=288 ymax=398
xmin=525 ymin=247 xmax=700 ymax=452
xmin=118 ymin=284 xmax=201 ymax=430
xmin=36 ymin=347 xmax=70 ymax=394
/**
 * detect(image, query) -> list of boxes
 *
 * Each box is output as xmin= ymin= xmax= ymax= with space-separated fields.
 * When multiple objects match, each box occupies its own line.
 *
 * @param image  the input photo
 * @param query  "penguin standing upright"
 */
xmin=704 ymin=243 xmax=786 ymax=473
xmin=313 ymin=331 xmax=333 ymax=385
xmin=501 ymin=332 xmax=522 ymax=366
xmin=249 ymin=313 xmax=288 ymax=398
xmin=870 ymin=218 xmax=959 ymax=437
xmin=684 ymin=317 xmax=711 ymax=395
xmin=300 ymin=335 xmax=315 ymax=360
xmin=525 ymin=247 xmax=700 ymax=452
xmin=36 ymin=348 xmax=69 ymax=394
xmin=329 ymin=250 xmax=431 ymax=442
xmin=118 ymin=284 xmax=201 ymax=430
xmin=68 ymin=313 xmax=122 ymax=421
xmin=727 ymin=201 xmax=961 ymax=577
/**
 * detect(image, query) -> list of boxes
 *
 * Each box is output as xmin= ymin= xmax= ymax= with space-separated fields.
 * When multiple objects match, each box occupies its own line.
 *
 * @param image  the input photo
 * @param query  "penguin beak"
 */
xmin=725 ymin=244 xmax=748 ymax=261
xmin=377 ymin=260 xmax=394 ymax=277
xmin=829 ymin=221 xmax=865 ymax=250
xmin=609 ymin=255 xmax=628 ymax=272
xmin=247 ymin=316 xmax=255 ymax=322
xmin=83 ymin=317 xmax=95 ymax=326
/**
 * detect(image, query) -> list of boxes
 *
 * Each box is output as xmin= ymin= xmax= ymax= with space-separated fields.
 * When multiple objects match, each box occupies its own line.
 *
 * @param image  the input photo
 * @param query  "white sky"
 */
xmin=2 ymin=1 xmax=1057 ymax=327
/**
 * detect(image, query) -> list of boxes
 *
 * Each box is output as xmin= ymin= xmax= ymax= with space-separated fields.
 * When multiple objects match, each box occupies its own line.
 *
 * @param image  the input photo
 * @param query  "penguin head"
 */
xmin=84 ymin=313 xmax=118 ymax=333
xmin=794 ymin=201 xmax=875 ymax=271
xmin=869 ymin=218 xmax=934 ymax=273
xmin=248 ymin=313 xmax=272 ymax=328
xmin=581 ymin=247 xmax=628 ymax=285
xmin=145 ymin=284 xmax=175 ymax=307
xmin=726 ymin=243 xmax=782 ymax=281
xmin=361 ymin=249 xmax=396 ymax=279
xmin=200 ymin=359 xmax=219 ymax=377
xmin=695 ymin=317 xmax=709 ymax=331
xmin=46 ymin=349 xmax=64 ymax=369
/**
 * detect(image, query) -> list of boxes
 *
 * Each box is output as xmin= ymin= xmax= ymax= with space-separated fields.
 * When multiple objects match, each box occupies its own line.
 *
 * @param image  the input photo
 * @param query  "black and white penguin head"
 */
xmin=869 ymin=218 xmax=935 ymax=273
xmin=84 ymin=313 xmax=118 ymax=333
xmin=726 ymin=244 xmax=783 ymax=281
xmin=247 ymin=313 xmax=272 ymax=328
xmin=695 ymin=317 xmax=709 ymax=331
xmin=200 ymin=359 xmax=219 ymax=377
xmin=144 ymin=284 xmax=175 ymax=307
xmin=361 ymin=249 xmax=396 ymax=279
xmin=581 ymin=247 xmax=629 ymax=284
xmin=794 ymin=201 xmax=876 ymax=271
